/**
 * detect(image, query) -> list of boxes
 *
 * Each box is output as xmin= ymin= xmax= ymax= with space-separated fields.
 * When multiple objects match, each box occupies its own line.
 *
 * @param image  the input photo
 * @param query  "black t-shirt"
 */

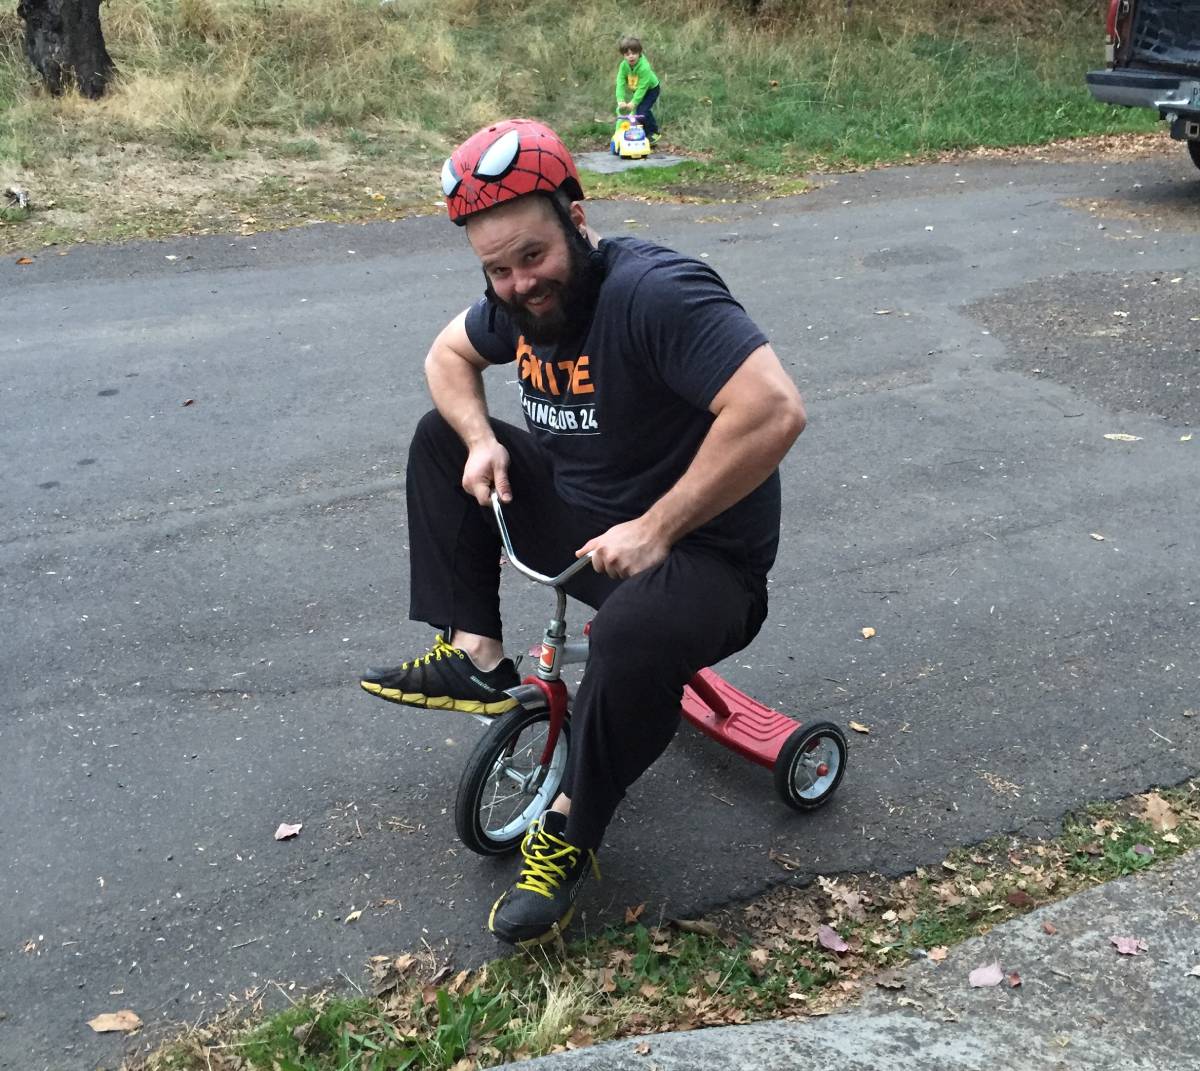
xmin=465 ymin=236 xmax=781 ymax=575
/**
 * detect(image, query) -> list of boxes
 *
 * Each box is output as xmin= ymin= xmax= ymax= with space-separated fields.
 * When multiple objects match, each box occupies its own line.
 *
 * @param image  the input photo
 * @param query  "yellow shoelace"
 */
xmin=402 ymin=633 xmax=462 ymax=669
xmin=515 ymin=822 xmax=599 ymax=899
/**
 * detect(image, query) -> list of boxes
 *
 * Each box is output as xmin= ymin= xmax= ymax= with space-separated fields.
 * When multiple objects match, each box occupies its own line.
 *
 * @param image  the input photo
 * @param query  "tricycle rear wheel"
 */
xmin=773 ymin=721 xmax=847 ymax=811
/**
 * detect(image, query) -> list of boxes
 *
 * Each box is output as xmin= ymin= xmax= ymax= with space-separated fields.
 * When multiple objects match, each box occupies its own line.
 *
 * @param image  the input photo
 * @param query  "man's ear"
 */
xmin=568 ymin=201 xmax=587 ymax=232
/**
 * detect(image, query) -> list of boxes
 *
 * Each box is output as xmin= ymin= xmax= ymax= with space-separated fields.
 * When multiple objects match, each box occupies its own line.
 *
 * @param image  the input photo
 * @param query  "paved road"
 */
xmin=2 ymin=145 xmax=1199 ymax=1069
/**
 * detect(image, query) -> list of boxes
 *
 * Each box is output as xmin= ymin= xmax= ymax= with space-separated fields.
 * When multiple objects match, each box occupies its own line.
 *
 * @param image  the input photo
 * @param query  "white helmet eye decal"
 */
xmin=441 ymin=157 xmax=461 ymax=198
xmin=475 ymin=128 xmax=521 ymax=180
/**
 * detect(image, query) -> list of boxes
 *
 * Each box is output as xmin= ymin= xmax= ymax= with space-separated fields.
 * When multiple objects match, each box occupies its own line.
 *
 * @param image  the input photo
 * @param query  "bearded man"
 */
xmin=361 ymin=119 xmax=805 ymax=946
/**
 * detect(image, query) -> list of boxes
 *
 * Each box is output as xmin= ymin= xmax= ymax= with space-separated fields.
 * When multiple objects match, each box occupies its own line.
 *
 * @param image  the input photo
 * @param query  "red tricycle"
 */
xmin=454 ymin=494 xmax=848 ymax=855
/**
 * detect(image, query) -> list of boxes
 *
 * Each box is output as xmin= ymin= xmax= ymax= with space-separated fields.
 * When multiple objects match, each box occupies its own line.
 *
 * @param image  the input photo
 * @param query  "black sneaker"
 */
xmin=360 ymin=634 xmax=519 ymax=715
xmin=488 ymin=811 xmax=599 ymax=946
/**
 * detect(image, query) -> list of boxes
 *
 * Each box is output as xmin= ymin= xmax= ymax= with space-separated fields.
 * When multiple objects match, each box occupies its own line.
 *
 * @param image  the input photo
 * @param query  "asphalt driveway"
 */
xmin=2 ymin=142 xmax=1198 ymax=1069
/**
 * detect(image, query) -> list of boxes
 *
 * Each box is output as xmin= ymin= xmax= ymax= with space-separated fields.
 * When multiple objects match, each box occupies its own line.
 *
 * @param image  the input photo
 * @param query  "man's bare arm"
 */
xmin=578 ymin=344 xmax=805 ymax=577
xmin=425 ymin=310 xmax=513 ymax=504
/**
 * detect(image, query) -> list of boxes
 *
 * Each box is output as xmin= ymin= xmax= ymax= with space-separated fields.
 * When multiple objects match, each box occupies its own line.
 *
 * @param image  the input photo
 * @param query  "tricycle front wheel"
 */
xmin=773 ymin=721 xmax=847 ymax=811
xmin=455 ymin=705 xmax=570 ymax=855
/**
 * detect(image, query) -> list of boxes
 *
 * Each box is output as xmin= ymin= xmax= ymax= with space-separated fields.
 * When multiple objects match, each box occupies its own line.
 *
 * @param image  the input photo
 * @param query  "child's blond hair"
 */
xmin=617 ymin=35 xmax=642 ymax=55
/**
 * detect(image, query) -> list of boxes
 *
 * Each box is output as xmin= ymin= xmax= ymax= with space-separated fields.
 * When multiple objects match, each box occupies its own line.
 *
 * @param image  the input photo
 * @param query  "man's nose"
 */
xmin=512 ymin=269 xmax=539 ymax=295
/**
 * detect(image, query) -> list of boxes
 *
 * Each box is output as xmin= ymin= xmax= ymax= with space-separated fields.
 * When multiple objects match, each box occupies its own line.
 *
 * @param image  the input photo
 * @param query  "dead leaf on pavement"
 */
xmin=16 ymin=256 xmax=32 ymax=265
xmin=344 ymin=909 xmax=362 ymax=924
xmin=1187 ymin=965 xmax=1200 ymax=977
xmin=849 ymin=721 xmax=871 ymax=734
xmin=860 ymin=627 xmax=876 ymax=639
xmin=274 ymin=822 xmax=302 ymax=840
xmin=768 ymin=848 xmax=804 ymax=871
xmin=1007 ymin=971 xmax=1022 ymax=988
xmin=625 ymin=903 xmax=645 ymax=924
xmin=929 ymin=946 xmax=949 ymax=962
xmin=633 ymin=1041 xmax=651 ymax=1055
xmin=1043 ymin=921 xmax=1058 ymax=936
xmin=1089 ymin=532 xmax=1105 ymax=541
xmin=1103 ymin=433 xmax=1142 ymax=442
xmin=87 ymin=1010 xmax=142 ymax=1033
xmin=1110 ymin=935 xmax=1148 ymax=956
xmin=968 ymin=962 xmax=1004 ymax=987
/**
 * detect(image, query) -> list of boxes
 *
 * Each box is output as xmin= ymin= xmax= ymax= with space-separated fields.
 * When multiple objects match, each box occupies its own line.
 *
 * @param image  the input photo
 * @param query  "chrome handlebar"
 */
xmin=490 ymin=492 xmax=594 ymax=588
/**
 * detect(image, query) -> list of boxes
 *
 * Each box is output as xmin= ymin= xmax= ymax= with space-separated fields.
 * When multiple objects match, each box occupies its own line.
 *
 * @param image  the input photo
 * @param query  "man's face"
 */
xmin=467 ymin=196 xmax=598 ymax=344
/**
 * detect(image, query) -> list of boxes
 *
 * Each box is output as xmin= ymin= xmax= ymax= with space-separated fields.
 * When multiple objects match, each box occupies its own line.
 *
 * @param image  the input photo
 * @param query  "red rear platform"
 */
xmin=681 ymin=668 xmax=798 ymax=768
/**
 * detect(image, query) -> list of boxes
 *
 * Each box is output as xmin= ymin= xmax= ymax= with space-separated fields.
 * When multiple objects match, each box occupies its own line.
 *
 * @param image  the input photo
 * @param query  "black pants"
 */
xmin=407 ymin=410 xmax=768 ymax=850
xmin=634 ymin=86 xmax=660 ymax=138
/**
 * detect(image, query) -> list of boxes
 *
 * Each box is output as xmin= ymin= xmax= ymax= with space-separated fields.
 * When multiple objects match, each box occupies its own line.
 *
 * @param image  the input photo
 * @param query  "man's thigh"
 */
xmin=588 ymin=546 xmax=767 ymax=678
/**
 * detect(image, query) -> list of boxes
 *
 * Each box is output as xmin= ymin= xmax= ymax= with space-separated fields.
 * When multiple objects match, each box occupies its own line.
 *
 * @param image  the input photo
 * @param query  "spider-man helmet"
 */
xmin=441 ymin=118 xmax=585 ymax=226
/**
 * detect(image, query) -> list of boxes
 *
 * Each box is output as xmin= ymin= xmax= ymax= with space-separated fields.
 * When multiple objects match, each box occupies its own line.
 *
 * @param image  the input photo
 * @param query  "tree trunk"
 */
xmin=16 ymin=0 xmax=114 ymax=99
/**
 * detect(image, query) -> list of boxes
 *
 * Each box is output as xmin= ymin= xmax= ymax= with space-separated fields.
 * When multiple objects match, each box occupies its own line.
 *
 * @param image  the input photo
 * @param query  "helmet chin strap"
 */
xmin=545 ymin=193 xmax=604 ymax=269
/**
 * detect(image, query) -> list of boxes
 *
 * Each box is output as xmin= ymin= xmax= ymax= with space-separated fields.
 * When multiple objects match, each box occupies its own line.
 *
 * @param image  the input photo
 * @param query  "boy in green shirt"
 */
xmin=616 ymin=35 xmax=661 ymax=144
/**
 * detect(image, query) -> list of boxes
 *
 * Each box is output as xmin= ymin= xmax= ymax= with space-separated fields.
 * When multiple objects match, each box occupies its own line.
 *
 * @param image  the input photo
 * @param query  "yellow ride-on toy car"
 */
xmin=610 ymin=112 xmax=652 ymax=159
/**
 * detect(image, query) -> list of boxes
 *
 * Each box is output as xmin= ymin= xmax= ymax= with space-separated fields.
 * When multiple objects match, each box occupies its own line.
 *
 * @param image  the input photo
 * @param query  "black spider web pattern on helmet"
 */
xmin=455 ymin=139 xmax=571 ymax=218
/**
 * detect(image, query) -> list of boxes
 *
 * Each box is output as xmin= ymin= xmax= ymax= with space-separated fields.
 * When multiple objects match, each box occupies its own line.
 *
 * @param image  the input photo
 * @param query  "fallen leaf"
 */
xmin=625 ymin=903 xmax=646 ymax=924
xmin=1140 ymin=792 xmax=1180 ymax=832
xmin=274 ymin=822 xmax=302 ymax=840
xmin=929 ymin=946 xmax=949 ymax=962
xmin=1110 ymin=935 xmax=1147 ymax=956
xmin=1007 ymin=889 xmax=1035 ymax=909
xmin=1103 ymin=433 xmax=1142 ymax=442
xmin=182 ymin=398 xmax=195 ymax=407
xmin=344 ymin=909 xmax=362 ymax=924
xmin=87 ymin=1010 xmax=142 ymax=1033
xmin=968 ymin=962 xmax=1003 ymax=987
xmin=1188 ymin=965 xmax=1200 ymax=977
xmin=860 ymin=627 xmax=876 ymax=639
xmin=1007 ymin=971 xmax=1022 ymax=988
xmin=1043 ymin=922 xmax=1058 ymax=936
xmin=1181 ymin=433 xmax=1193 ymax=442
xmin=633 ymin=1041 xmax=651 ymax=1055
xmin=874 ymin=309 xmax=892 ymax=315
xmin=1132 ymin=843 xmax=1154 ymax=857
xmin=818 ymin=924 xmax=849 ymax=953
xmin=1163 ymin=832 xmax=1181 ymax=845
xmin=429 ymin=965 xmax=453 ymax=985
xmin=747 ymin=947 xmax=771 ymax=976
xmin=16 ymin=256 xmax=33 ymax=265
xmin=1089 ymin=532 xmax=1105 ymax=541
xmin=638 ymin=982 xmax=660 ymax=999
xmin=848 ymin=721 xmax=871 ymax=734
xmin=673 ymin=917 xmax=719 ymax=938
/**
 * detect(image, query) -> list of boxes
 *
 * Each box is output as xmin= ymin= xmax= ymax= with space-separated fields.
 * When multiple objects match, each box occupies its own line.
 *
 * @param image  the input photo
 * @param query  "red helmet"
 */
xmin=441 ymin=118 xmax=584 ymax=226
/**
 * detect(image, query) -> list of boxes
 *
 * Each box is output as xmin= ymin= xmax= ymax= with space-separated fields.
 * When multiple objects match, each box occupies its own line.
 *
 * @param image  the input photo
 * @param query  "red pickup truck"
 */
xmin=1086 ymin=0 xmax=1200 ymax=170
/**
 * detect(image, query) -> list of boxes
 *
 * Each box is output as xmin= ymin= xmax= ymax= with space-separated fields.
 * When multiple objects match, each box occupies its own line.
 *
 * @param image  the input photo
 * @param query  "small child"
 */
xmin=615 ymin=35 xmax=661 ymax=144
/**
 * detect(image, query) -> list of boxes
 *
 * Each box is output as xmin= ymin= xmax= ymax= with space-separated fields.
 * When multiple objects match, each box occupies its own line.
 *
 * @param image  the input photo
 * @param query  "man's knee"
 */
xmin=588 ymin=596 xmax=684 ymax=680
xmin=410 ymin=409 xmax=469 ymax=472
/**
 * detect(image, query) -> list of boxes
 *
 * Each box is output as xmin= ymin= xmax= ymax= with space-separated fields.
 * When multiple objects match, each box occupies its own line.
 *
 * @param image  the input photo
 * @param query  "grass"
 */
xmin=0 ymin=0 xmax=1162 ymax=251
xmin=136 ymin=781 xmax=1200 ymax=1071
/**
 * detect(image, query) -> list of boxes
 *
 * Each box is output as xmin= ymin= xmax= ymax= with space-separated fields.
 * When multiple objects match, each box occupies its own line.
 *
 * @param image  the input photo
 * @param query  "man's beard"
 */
xmin=486 ymin=236 xmax=604 ymax=345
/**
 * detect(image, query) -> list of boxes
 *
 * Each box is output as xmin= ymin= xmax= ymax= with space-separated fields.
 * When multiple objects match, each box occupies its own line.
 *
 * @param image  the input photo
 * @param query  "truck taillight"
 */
xmin=1105 ymin=0 xmax=1120 ymax=40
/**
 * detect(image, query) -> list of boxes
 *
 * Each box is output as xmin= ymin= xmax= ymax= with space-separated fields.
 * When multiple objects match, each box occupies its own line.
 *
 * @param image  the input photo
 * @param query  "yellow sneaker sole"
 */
xmin=359 ymin=679 xmax=516 ymax=715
